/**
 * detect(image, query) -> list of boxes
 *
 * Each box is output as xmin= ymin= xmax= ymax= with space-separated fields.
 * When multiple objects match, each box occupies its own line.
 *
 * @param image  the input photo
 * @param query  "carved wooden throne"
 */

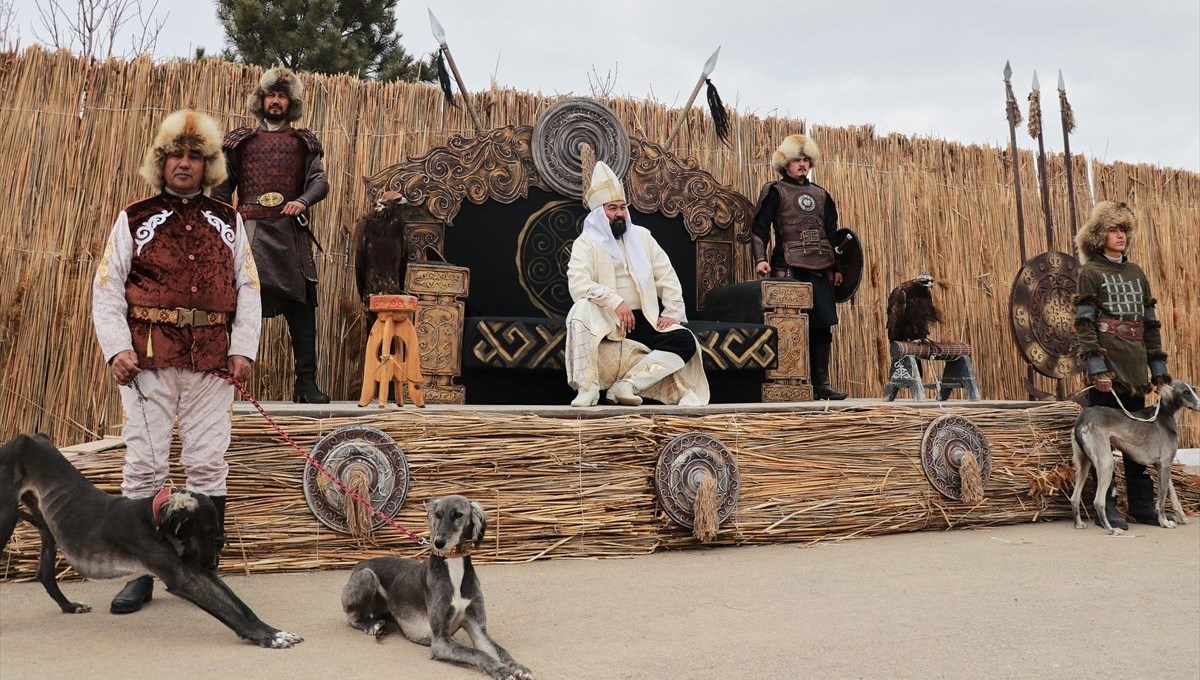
xmin=363 ymin=98 xmax=813 ymax=404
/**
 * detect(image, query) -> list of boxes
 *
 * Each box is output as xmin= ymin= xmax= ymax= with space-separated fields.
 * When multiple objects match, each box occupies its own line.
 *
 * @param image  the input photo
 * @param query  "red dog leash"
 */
xmin=211 ymin=369 xmax=427 ymax=546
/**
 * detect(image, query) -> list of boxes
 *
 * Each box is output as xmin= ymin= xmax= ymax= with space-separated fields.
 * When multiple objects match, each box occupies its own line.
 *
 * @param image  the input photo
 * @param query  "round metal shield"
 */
xmin=1009 ymin=250 xmax=1079 ymax=378
xmin=832 ymin=227 xmax=864 ymax=303
xmin=919 ymin=415 xmax=992 ymax=501
xmin=302 ymin=425 xmax=410 ymax=533
xmin=532 ymin=97 xmax=631 ymax=199
xmin=654 ymin=432 xmax=739 ymax=529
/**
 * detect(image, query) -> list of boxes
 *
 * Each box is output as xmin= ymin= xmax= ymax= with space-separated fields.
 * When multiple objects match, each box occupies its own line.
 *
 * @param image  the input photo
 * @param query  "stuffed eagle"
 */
xmin=886 ymin=274 xmax=942 ymax=342
xmin=352 ymin=191 xmax=409 ymax=305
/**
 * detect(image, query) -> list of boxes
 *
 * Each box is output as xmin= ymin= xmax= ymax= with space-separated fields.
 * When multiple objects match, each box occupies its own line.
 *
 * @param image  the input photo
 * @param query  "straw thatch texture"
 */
xmin=3 ymin=405 xmax=1198 ymax=580
xmin=0 ymin=48 xmax=1196 ymax=447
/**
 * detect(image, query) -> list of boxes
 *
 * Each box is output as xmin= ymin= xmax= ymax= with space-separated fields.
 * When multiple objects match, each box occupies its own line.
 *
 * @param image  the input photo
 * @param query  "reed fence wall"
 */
xmin=1 ymin=48 xmax=1195 ymax=447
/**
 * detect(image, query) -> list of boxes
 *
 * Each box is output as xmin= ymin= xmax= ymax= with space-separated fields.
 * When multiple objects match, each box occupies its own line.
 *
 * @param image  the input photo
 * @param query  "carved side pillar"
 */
xmin=402 ymin=204 xmax=445 ymax=261
xmin=760 ymin=280 xmax=814 ymax=402
xmin=696 ymin=238 xmax=733 ymax=314
xmin=405 ymin=263 xmax=469 ymax=404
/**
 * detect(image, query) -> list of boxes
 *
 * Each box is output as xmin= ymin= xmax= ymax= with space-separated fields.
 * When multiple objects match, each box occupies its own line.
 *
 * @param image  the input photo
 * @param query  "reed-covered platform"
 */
xmin=5 ymin=399 xmax=1197 ymax=581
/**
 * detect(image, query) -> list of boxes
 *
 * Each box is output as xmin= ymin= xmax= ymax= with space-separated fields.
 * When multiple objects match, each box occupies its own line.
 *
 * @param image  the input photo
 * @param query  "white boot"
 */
xmin=570 ymin=383 xmax=600 ymax=407
xmin=604 ymin=351 xmax=687 ymax=406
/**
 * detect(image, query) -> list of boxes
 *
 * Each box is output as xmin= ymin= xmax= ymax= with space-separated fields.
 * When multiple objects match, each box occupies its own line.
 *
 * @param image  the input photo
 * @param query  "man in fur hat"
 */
xmin=213 ymin=66 xmax=331 ymax=403
xmin=751 ymin=133 xmax=847 ymax=399
xmin=564 ymin=162 xmax=709 ymax=407
xmin=1074 ymin=200 xmax=1172 ymax=529
xmin=92 ymin=109 xmax=261 ymax=613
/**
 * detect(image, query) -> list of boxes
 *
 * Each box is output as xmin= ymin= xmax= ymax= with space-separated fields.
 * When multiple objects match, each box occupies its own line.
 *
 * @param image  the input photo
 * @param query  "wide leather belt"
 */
xmin=1097 ymin=319 xmax=1144 ymax=341
xmin=130 ymin=305 xmax=229 ymax=328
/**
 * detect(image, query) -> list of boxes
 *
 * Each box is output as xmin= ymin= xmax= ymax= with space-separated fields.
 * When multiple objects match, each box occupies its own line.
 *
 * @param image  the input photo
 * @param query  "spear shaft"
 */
xmin=1029 ymin=73 xmax=1055 ymax=252
xmin=664 ymin=47 xmax=721 ymax=148
xmin=1058 ymin=71 xmax=1079 ymax=241
xmin=439 ymin=45 xmax=484 ymax=133
xmin=1003 ymin=66 xmax=1027 ymax=262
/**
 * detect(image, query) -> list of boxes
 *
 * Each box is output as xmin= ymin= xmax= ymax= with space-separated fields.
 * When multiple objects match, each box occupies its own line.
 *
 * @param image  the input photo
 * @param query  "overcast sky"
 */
xmin=7 ymin=0 xmax=1198 ymax=171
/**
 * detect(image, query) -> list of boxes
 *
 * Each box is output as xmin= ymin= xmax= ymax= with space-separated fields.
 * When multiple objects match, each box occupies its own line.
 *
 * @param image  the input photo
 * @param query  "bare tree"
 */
xmin=32 ymin=0 xmax=166 ymax=59
xmin=1 ymin=0 xmax=18 ymax=51
xmin=587 ymin=64 xmax=619 ymax=99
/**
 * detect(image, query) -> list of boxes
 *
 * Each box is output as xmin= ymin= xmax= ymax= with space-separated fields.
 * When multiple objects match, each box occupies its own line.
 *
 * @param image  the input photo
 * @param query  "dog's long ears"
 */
xmin=469 ymin=501 xmax=486 ymax=545
xmin=157 ymin=491 xmax=199 ymax=536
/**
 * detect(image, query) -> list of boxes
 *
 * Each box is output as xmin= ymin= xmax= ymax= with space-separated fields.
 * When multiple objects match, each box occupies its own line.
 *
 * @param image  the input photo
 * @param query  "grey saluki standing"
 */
xmin=1070 ymin=380 xmax=1199 ymax=534
xmin=341 ymin=495 xmax=532 ymax=680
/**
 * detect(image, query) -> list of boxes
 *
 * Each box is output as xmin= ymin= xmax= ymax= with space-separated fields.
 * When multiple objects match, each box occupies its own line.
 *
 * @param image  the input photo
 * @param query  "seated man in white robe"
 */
xmin=565 ymin=161 xmax=710 ymax=407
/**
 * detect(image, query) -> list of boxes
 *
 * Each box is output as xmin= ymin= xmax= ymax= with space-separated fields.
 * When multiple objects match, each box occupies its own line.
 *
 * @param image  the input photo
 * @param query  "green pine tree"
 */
xmin=216 ymin=0 xmax=435 ymax=82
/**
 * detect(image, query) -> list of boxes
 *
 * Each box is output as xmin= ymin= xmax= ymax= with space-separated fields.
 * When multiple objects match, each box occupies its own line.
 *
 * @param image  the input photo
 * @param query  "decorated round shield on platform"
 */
xmin=302 ymin=425 xmax=410 ymax=533
xmin=654 ymin=432 xmax=739 ymax=529
xmin=831 ymin=227 xmax=864 ymax=303
xmin=532 ymin=97 xmax=631 ymax=199
xmin=919 ymin=415 xmax=992 ymax=501
xmin=1009 ymin=250 xmax=1079 ymax=378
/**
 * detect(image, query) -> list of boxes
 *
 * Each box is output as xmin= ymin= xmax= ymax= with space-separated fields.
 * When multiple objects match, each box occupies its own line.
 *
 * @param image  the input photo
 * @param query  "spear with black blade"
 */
xmin=428 ymin=9 xmax=484 ymax=134
xmin=1057 ymin=70 xmax=1079 ymax=243
xmin=1027 ymin=71 xmax=1056 ymax=251
xmin=664 ymin=47 xmax=730 ymax=148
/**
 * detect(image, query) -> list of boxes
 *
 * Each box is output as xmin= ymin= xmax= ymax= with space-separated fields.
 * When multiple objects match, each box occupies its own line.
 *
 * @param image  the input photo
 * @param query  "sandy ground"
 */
xmin=1 ymin=520 xmax=1197 ymax=680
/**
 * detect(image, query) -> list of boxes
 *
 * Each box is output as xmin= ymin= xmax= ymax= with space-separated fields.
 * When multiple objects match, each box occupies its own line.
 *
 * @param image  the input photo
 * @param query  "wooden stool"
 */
xmin=359 ymin=294 xmax=425 ymax=408
xmin=883 ymin=340 xmax=980 ymax=401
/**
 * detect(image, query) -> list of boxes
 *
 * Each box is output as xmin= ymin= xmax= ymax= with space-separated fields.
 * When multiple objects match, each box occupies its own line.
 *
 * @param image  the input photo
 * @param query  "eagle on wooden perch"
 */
xmin=886 ymin=274 xmax=942 ymax=342
xmin=352 ymin=191 xmax=410 ymax=305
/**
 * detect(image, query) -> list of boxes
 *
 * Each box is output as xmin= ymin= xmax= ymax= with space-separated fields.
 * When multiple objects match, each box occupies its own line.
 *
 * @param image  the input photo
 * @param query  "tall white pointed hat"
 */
xmin=584 ymin=161 xmax=626 ymax=210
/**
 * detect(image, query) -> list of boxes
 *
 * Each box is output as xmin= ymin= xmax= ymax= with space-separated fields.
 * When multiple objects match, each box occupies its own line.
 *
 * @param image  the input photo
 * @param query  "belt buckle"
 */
xmin=175 ymin=307 xmax=206 ymax=327
xmin=258 ymin=192 xmax=285 ymax=208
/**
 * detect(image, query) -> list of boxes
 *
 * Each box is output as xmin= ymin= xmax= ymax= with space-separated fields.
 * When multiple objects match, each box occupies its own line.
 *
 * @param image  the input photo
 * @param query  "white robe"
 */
xmin=564 ymin=221 xmax=709 ymax=406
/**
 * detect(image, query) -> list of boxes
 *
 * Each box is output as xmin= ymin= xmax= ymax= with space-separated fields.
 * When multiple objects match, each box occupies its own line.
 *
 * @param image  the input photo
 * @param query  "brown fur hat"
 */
xmin=137 ymin=110 xmax=227 ymax=190
xmin=771 ymin=133 xmax=821 ymax=174
xmin=248 ymin=67 xmax=305 ymax=122
xmin=1076 ymin=201 xmax=1137 ymax=263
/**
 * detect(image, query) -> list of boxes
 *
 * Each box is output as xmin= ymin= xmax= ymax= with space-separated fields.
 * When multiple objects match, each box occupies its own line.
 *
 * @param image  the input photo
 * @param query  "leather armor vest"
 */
xmin=772 ymin=180 xmax=834 ymax=270
xmin=123 ymin=193 xmax=239 ymax=371
xmin=236 ymin=130 xmax=305 ymax=220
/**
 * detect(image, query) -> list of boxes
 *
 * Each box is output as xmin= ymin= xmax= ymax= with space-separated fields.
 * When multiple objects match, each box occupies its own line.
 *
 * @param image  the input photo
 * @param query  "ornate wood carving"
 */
xmin=364 ymin=126 xmax=548 ymax=225
xmin=625 ymin=138 xmax=754 ymax=242
xmin=405 ymin=263 xmax=469 ymax=404
xmin=696 ymin=240 xmax=733 ymax=311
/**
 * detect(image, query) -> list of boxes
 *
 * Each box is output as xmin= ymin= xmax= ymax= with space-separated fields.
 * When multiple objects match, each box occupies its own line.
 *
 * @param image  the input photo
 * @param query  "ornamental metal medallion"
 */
xmin=654 ymin=432 xmax=739 ymax=529
xmin=919 ymin=415 xmax=992 ymax=501
xmin=532 ymin=98 xmax=630 ymax=199
xmin=1009 ymin=250 xmax=1079 ymax=378
xmin=303 ymin=425 xmax=410 ymax=533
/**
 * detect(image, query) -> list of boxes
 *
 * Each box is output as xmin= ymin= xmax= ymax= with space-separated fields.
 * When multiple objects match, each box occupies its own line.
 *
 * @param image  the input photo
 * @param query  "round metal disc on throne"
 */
xmin=919 ymin=415 xmax=992 ymax=501
xmin=532 ymin=97 xmax=631 ymax=199
xmin=654 ymin=432 xmax=739 ymax=529
xmin=1009 ymin=250 xmax=1079 ymax=378
xmin=302 ymin=425 xmax=410 ymax=533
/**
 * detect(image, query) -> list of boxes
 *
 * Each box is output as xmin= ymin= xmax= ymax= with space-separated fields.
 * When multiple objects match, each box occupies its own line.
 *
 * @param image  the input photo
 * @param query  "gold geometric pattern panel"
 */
xmin=695 ymin=327 xmax=778 ymax=371
xmin=469 ymin=320 xmax=567 ymax=370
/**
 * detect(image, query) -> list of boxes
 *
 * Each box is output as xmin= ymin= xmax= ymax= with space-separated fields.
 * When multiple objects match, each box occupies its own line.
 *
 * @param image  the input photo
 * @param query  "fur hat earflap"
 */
xmin=771 ymin=133 xmax=821 ymax=174
xmin=248 ymin=66 xmax=305 ymax=122
xmin=138 ymin=110 xmax=227 ymax=190
xmin=1076 ymin=200 xmax=1136 ymax=263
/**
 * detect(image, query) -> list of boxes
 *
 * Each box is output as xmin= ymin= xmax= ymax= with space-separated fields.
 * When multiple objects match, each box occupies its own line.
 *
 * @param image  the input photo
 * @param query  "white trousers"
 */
xmin=118 ymin=368 xmax=233 ymax=499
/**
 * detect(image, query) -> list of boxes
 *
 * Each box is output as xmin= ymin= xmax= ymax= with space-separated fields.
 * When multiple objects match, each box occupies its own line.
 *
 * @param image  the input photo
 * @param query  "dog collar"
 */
xmin=151 ymin=486 xmax=172 ymax=523
xmin=432 ymin=541 xmax=475 ymax=558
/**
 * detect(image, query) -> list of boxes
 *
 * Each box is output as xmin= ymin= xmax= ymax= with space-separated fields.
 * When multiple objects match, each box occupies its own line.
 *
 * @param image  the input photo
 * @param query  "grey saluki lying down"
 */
xmin=1071 ymin=380 xmax=1199 ymax=534
xmin=342 ymin=495 xmax=532 ymax=680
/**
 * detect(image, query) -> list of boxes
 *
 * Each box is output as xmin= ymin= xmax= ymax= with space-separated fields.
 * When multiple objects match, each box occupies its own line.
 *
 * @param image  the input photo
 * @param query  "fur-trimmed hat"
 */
xmin=1076 ymin=201 xmax=1137 ymax=263
xmin=138 ymin=110 xmax=227 ymax=190
xmin=771 ymin=133 xmax=821 ymax=174
xmin=248 ymin=67 xmax=305 ymax=122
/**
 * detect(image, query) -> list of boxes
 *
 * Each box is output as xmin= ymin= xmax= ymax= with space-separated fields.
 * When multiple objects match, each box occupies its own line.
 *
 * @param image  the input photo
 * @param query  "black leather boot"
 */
xmin=810 ymin=340 xmax=847 ymax=400
xmin=110 ymin=575 xmax=153 ymax=614
xmin=1124 ymin=457 xmax=1162 ymax=524
xmin=285 ymin=303 xmax=330 ymax=403
xmin=211 ymin=496 xmax=227 ymax=570
xmin=1093 ymin=483 xmax=1128 ymax=530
